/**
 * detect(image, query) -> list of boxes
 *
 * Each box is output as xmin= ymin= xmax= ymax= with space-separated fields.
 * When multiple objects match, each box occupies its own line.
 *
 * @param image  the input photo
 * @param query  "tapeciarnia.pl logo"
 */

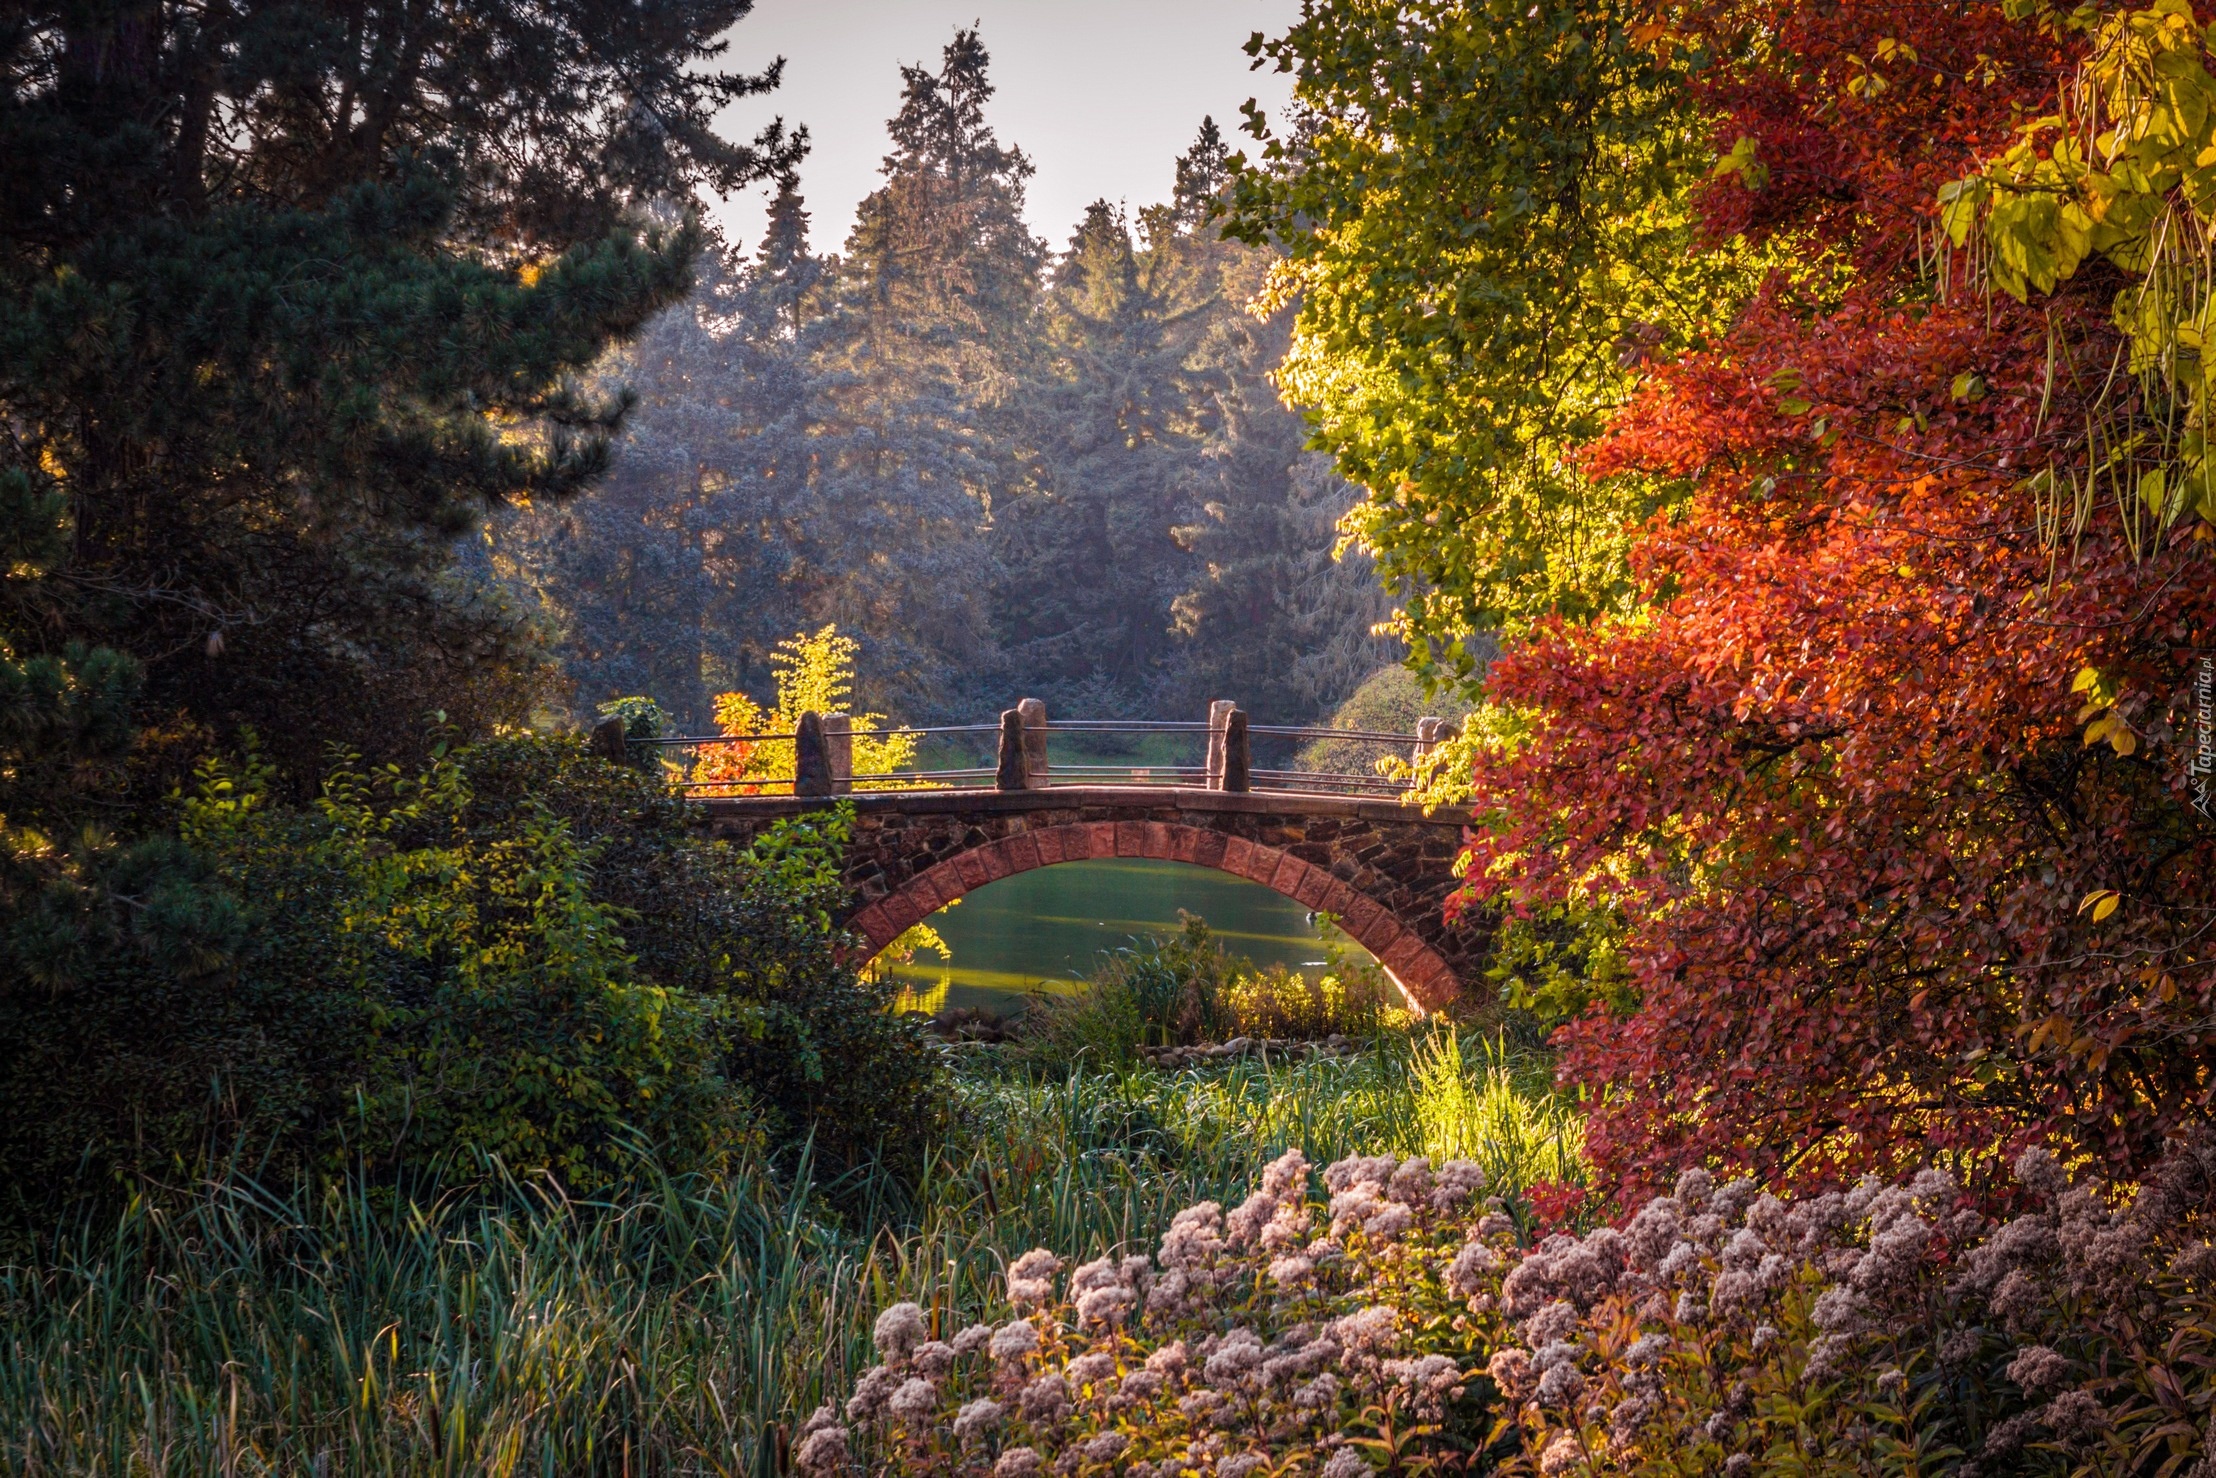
xmin=2195 ymin=656 xmax=2214 ymax=819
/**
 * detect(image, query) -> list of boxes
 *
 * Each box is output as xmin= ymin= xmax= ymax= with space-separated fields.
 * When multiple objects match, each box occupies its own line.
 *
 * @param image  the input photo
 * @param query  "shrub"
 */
xmin=1220 ymin=960 xmax=1392 ymax=1043
xmin=0 ymin=731 xmax=947 ymax=1221
xmin=1020 ymin=918 xmax=1400 ymax=1071
xmin=454 ymin=735 xmax=952 ymax=1180
xmin=820 ymin=1136 xmax=2216 ymax=1477
xmin=1016 ymin=920 xmax=1242 ymax=1069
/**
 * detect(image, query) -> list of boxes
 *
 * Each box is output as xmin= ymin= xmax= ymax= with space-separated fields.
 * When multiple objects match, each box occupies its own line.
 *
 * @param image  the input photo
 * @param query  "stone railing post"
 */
xmin=1413 ymin=716 xmax=1442 ymax=767
xmin=995 ymin=709 xmax=1029 ymax=790
xmin=794 ymin=710 xmax=833 ymax=797
xmin=1017 ymin=697 xmax=1049 ymax=786
xmin=823 ymin=713 xmax=854 ymax=794
xmin=588 ymin=714 xmax=628 ymax=765
xmin=1222 ymin=709 xmax=1251 ymax=793
xmin=1205 ymin=699 xmax=1235 ymax=788
xmin=1412 ymin=716 xmax=1459 ymax=773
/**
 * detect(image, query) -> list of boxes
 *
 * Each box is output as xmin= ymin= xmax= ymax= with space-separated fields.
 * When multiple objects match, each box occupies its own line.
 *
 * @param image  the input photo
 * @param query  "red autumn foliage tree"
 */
xmin=1452 ymin=0 xmax=2216 ymax=1199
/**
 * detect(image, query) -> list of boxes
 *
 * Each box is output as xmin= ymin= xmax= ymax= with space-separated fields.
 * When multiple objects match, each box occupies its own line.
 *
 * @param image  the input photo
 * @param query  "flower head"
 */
xmin=887 ymin=1377 xmax=938 ymax=1423
xmin=952 ymin=1398 xmax=1003 ymax=1446
xmin=989 ymin=1320 xmax=1040 ymax=1363
xmin=873 ymin=1303 xmax=929 ymax=1365
xmin=1321 ymin=1447 xmax=1371 ymax=1478
xmin=2007 ymin=1344 xmax=2072 ymax=1397
xmin=795 ymin=1425 xmax=850 ymax=1475
xmin=1539 ymin=1434 xmax=1584 ymax=1475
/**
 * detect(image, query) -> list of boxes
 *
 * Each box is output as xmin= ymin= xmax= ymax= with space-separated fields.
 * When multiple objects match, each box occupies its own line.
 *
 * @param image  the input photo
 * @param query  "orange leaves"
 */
xmin=1450 ymin=0 xmax=2216 ymax=1202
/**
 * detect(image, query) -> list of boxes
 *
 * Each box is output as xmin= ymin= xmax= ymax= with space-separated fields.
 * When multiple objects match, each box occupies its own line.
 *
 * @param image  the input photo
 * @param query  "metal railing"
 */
xmin=588 ymin=702 xmax=1459 ymax=802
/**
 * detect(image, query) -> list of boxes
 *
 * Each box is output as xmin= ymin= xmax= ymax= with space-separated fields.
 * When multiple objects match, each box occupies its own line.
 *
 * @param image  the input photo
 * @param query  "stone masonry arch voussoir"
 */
xmin=843 ymin=821 xmax=1462 ymax=1011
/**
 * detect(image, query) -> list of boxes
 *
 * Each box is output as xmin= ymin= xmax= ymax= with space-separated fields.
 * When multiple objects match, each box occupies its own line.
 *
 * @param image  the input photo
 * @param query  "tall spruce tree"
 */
xmin=481 ymin=197 xmax=840 ymax=727
xmin=483 ymin=94 xmax=1400 ymax=736
xmin=801 ymin=29 xmax=1044 ymax=720
xmin=991 ymin=201 xmax=1212 ymax=712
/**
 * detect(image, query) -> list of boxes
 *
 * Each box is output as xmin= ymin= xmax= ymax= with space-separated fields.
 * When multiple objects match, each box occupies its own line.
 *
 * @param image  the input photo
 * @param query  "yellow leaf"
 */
xmin=2071 ymin=665 xmax=2102 ymax=693
xmin=2140 ymin=466 xmax=2169 ymax=513
xmin=2111 ymin=724 xmax=2139 ymax=755
xmin=2079 ymin=889 xmax=2121 ymax=921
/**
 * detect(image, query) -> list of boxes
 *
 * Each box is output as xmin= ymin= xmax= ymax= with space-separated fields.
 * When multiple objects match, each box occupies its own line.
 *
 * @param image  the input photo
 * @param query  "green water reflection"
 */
xmin=881 ymin=858 xmax=1377 ymax=1014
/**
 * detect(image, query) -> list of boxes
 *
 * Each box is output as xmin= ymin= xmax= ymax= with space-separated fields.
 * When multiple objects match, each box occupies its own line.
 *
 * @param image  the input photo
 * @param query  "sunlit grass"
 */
xmin=0 ymin=1045 xmax=1581 ymax=1476
xmin=1410 ymin=1027 xmax=1586 ymax=1189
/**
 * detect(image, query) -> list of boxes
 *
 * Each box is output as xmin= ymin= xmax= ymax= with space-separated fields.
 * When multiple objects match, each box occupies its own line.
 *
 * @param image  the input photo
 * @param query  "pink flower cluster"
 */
xmin=804 ymin=1149 xmax=1496 ymax=1477
xmin=812 ymin=1137 xmax=2216 ymax=1476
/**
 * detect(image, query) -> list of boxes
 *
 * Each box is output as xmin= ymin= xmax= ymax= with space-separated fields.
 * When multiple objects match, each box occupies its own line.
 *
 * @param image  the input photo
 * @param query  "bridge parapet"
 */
xmin=634 ymin=699 xmax=1459 ymax=801
xmin=702 ymin=786 xmax=1483 ymax=1011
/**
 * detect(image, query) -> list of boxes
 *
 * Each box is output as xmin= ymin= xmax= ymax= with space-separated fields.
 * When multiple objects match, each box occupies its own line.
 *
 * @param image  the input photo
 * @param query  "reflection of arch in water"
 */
xmin=845 ymin=822 xmax=1460 ymax=1010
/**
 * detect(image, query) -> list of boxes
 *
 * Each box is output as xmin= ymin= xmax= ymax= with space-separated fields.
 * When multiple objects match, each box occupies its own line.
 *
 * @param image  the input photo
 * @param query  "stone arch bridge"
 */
xmin=702 ymin=788 xmax=1481 ymax=1010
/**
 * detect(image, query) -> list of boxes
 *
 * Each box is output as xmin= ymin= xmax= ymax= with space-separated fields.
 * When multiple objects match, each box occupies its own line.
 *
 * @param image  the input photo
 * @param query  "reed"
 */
xmin=0 ymin=1046 xmax=1577 ymax=1476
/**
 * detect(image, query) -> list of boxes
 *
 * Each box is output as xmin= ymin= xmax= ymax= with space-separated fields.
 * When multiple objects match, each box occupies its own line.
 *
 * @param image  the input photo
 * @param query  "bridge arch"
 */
xmin=704 ymin=789 xmax=1482 ymax=1011
xmin=844 ymin=820 xmax=1461 ymax=1009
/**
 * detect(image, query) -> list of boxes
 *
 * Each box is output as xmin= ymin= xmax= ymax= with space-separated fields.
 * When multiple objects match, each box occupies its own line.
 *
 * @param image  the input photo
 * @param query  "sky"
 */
xmin=707 ymin=0 xmax=1302 ymax=257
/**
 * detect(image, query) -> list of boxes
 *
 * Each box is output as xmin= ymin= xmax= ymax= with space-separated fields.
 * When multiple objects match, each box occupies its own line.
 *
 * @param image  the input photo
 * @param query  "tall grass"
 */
xmin=0 ymin=1046 xmax=1579 ymax=1476
xmin=1409 ymin=1028 xmax=1586 ymax=1189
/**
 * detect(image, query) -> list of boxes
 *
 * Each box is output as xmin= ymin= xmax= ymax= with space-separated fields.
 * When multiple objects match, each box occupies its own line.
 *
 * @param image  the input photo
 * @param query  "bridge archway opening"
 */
xmin=846 ymin=821 xmax=1458 ymax=1010
xmin=867 ymin=855 xmax=1387 ymax=1006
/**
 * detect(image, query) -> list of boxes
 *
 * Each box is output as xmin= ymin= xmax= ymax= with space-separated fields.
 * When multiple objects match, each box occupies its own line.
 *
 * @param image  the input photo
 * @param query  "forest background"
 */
xmin=478 ymin=36 xmax=1402 ymax=734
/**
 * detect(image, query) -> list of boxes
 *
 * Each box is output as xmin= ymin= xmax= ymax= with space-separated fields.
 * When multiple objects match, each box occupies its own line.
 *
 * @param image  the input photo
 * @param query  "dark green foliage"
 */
xmin=0 ymin=734 xmax=946 ymax=1224
xmin=453 ymin=739 xmax=952 ymax=1179
xmin=0 ymin=0 xmax=807 ymax=1210
xmin=991 ymin=201 xmax=1204 ymax=709
xmin=1 ymin=0 xmax=800 ymax=792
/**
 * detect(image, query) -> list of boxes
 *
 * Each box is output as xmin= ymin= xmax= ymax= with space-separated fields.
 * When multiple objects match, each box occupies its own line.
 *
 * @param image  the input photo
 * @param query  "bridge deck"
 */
xmin=697 ymin=784 xmax=1472 ymax=827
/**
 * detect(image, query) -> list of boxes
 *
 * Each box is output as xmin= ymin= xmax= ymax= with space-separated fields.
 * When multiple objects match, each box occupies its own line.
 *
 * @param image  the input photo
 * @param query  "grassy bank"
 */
xmin=0 ymin=1034 xmax=1578 ymax=1477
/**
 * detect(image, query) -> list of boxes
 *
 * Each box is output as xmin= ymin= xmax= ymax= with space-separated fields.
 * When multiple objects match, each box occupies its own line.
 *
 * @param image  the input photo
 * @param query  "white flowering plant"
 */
xmin=1492 ymin=1138 xmax=2216 ymax=1476
xmin=807 ymin=1137 xmax=2216 ymax=1477
xmin=801 ymin=1149 xmax=1521 ymax=1478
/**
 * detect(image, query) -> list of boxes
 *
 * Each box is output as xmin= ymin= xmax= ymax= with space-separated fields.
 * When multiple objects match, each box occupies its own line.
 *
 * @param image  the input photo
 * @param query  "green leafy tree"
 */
xmin=1224 ymin=0 xmax=1760 ymax=683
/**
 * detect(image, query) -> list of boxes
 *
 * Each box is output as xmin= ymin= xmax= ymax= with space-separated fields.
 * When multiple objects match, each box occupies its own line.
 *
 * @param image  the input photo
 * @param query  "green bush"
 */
xmin=0 ymin=732 xmax=946 ymax=1224
xmin=449 ymin=736 xmax=950 ymax=1179
xmin=1017 ymin=916 xmax=1401 ymax=1070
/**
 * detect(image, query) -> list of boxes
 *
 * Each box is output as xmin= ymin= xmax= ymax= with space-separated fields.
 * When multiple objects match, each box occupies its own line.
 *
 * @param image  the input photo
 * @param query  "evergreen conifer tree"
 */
xmin=1 ymin=0 xmax=798 ymax=969
xmin=991 ymin=201 xmax=1210 ymax=711
xmin=800 ymin=29 xmax=1045 ymax=719
xmin=1 ymin=0 xmax=802 ymax=786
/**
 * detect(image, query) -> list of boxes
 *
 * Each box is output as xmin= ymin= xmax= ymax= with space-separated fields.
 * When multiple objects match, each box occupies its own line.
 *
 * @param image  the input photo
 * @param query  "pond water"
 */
xmin=878 ymin=858 xmax=1380 ymax=1015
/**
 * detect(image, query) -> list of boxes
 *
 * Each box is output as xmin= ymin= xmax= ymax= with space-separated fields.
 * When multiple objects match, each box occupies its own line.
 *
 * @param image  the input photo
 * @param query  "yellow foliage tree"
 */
xmin=690 ymin=626 xmax=921 ymax=795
